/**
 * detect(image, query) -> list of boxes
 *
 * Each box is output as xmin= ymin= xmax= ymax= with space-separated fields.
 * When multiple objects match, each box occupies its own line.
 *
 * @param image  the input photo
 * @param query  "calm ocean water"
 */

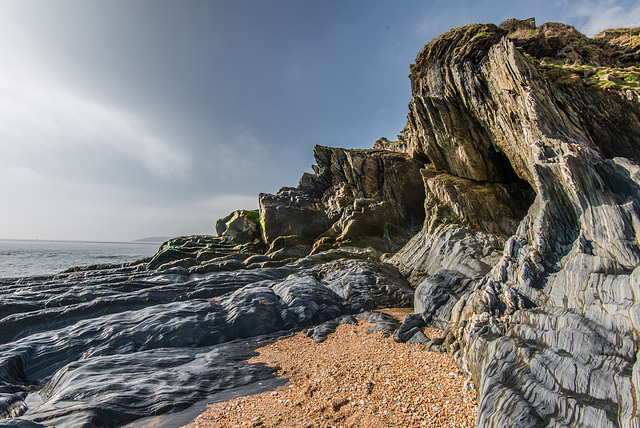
xmin=0 ymin=239 xmax=162 ymax=278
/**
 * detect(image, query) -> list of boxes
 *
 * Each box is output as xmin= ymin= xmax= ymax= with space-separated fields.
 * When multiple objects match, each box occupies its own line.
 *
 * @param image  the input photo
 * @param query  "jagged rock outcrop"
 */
xmin=258 ymin=145 xmax=426 ymax=255
xmin=146 ymin=235 xmax=240 ymax=270
xmin=392 ymin=19 xmax=640 ymax=427
xmin=215 ymin=209 xmax=263 ymax=245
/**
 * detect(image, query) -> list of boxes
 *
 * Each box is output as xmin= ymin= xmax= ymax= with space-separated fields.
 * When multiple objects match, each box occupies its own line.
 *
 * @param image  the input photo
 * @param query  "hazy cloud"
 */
xmin=206 ymin=124 xmax=269 ymax=180
xmin=0 ymin=161 xmax=257 ymax=241
xmin=196 ymin=194 xmax=259 ymax=215
xmin=566 ymin=0 xmax=640 ymax=35
xmin=0 ymin=76 xmax=191 ymax=181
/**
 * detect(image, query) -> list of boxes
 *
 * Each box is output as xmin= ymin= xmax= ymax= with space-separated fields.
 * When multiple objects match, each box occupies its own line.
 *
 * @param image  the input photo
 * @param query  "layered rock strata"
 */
xmin=259 ymin=145 xmax=426 ymax=255
xmin=0 ymin=249 xmax=412 ymax=426
xmin=396 ymin=20 xmax=640 ymax=427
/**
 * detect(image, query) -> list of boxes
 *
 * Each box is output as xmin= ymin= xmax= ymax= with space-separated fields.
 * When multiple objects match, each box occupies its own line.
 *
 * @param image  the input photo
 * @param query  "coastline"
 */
xmin=0 ymin=239 xmax=159 ymax=278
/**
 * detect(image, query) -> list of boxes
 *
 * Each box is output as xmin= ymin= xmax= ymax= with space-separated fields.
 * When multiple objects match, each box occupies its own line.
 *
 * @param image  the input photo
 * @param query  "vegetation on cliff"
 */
xmin=410 ymin=19 xmax=640 ymax=93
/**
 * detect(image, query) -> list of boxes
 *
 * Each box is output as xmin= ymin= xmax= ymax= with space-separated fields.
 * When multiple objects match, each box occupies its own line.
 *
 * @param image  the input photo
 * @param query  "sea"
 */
xmin=0 ymin=239 xmax=163 ymax=278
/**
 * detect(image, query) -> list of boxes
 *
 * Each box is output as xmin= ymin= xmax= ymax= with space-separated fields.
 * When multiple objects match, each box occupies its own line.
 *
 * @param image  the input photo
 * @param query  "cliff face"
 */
xmin=393 ymin=20 xmax=640 ymax=427
xmin=228 ymin=20 xmax=640 ymax=427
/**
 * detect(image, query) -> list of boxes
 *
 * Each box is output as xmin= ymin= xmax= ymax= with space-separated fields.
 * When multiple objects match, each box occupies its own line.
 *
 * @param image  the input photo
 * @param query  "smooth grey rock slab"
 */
xmin=0 ymin=253 xmax=412 ymax=427
xmin=356 ymin=311 xmax=402 ymax=337
xmin=413 ymin=269 xmax=475 ymax=329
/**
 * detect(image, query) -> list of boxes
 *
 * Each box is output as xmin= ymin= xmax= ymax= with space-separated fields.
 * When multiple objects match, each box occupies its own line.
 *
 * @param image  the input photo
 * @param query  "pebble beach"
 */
xmin=185 ymin=308 xmax=477 ymax=428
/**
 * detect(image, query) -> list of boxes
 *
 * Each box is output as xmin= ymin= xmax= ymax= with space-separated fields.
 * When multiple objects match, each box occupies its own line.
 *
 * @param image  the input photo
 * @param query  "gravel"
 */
xmin=184 ymin=308 xmax=477 ymax=428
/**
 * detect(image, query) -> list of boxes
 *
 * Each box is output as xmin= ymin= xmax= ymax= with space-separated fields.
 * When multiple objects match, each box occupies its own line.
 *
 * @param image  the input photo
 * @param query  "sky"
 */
xmin=1 ymin=0 xmax=639 ymax=242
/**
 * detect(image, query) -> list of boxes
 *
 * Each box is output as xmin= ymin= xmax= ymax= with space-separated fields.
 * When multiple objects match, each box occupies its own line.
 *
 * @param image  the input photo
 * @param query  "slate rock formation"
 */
xmin=0 ymin=248 xmax=413 ymax=426
xmin=394 ymin=19 xmax=640 ymax=427
xmin=3 ymin=17 xmax=640 ymax=428
xmin=259 ymin=145 xmax=426 ymax=255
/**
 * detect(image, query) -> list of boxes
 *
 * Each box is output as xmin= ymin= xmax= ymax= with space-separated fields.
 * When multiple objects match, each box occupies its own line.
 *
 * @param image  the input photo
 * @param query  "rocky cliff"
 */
xmin=3 ymin=18 xmax=640 ymax=428
xmin=256 ymin=18 xmax=640 ymax=426
xmin=392 ymin=19 xmax=640 ymax=427
xmin=258 ymin=145 xmax=426 ymax=256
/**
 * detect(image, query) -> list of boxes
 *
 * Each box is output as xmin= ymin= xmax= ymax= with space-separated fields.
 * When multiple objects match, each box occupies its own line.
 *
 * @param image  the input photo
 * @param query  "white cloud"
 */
xmin=0 ymin=75 xmax=191 ymax=181
xmin=0 ymin=16 xmax=263 ymax=241
xmin=87 ymin=194 xmax=259 ymax=241
xmin=0 ymin=161 xmax=258 ymax=240
xmin=566 ymin=0 xmax=640 ymax=36
xmin=195 ymin=194 xmax=259 ymax=215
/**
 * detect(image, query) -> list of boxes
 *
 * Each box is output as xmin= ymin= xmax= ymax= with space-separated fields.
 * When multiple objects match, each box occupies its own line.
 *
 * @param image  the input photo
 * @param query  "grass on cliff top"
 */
xmin=536 ymin=59 xmax=640 ymax=90
xmin=515 ymin=46 xmax=640 ymax=91
xmin=509 ymin=23 xmax=640 ymax=91
xmin=409 ymin=21 xmax=640 ymax=92
xmin=509 ymin=22 xmax=640 ymax=65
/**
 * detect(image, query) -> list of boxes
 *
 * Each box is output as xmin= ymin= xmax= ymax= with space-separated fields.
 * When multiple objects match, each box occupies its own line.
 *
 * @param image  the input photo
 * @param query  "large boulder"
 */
xmin=215 ymin=209 xmax=263 ymax=245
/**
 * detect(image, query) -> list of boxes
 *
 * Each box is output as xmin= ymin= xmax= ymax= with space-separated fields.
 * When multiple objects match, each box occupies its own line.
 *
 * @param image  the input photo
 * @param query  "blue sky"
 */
xmin=1 ymin=0 xmax=638 ymax=241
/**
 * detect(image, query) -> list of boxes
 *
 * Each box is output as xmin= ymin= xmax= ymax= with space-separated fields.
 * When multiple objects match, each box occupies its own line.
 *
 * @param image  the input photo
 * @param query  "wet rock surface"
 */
xmin=0 ymin=245 xmax=413 ymax=427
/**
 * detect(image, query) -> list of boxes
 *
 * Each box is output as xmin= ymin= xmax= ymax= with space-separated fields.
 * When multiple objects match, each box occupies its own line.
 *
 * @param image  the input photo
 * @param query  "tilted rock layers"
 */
xmin=392 ymin=21 xmax=640 ymax=427
xmin=204 ymin=20 xmax=640 ymax=427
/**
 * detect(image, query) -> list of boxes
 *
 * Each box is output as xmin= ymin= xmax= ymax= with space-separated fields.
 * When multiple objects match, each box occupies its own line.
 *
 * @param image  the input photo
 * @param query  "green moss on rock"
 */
xmin=410 ymin=24 xmax=507 ymax=90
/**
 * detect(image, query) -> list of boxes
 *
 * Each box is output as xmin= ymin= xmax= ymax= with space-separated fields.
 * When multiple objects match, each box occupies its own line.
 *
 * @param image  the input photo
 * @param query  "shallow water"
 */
xmin=0 ymin=240 xmax=160 ymax=278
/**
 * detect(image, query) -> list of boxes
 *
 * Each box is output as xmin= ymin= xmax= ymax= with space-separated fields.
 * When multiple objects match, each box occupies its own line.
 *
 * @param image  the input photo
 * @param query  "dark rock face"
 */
xmin=413 ymin=269 xmax=474 ymax=329
xmin=146 ymin=235 xmax=261 ymax=270
xmin=304 ymin=314 xmax=358 ymax=343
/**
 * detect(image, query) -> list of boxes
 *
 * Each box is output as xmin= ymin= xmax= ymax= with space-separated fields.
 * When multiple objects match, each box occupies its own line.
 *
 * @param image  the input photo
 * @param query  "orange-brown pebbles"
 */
xmin=184 ymin=308 xmax=476 ymax=428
